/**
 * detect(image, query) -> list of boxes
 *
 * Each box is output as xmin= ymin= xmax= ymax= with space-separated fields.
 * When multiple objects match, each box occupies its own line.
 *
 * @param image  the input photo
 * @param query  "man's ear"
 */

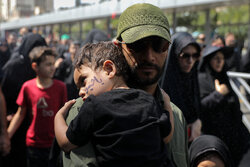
xmin=113 ymin=39 xmax=119 ymax=46
xmin=103 ymin=60 xmax=116 ymax=78
xmin=31 ymin=62 xmax=38 ymax=71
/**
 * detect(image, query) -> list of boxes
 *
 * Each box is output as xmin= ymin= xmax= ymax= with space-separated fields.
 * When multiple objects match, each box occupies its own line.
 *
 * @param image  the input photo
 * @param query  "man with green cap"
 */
xmin=60 ymin=3 xmax=188 ymax=167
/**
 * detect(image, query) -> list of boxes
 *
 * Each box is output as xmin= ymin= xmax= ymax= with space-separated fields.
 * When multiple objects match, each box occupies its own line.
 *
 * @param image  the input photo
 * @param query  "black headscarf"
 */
xmin=198 ymin=45 xmax=232 ymax=98
xmin=1 ymin=33 xmax=47 ymax=114
xmin=189 ymin=135 xmax=232 ymax=167
xmin=82 ymin=29 xmax=110 ymax=45
xmin=161 ymin=32 xmax=201 ymax=124
xmin=0 ymin=37 xmax=11 ymax=68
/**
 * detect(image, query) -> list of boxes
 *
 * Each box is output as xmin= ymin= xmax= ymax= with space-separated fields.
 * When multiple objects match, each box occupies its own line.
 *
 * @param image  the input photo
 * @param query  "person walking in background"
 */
xmin=1 ymin=33 xmax=47 ymax=167
xmin=211 ymin=35 xmax=225 ymax=47
xmin=161 ymin=32 xmax=202 ymax=143
xmin=189 ymin=135 xmax=232 ymax=167
xmin=6 ymin=33 xmax=17 ymax=54
xmin=223 ymin=33 xmax=241 ymax=72
xmin=198 ymin=45 xmax=250 ymax=166
xmin=55 ymin=41 xmax=173 ymax=167
xmin=0 ymin=38 xmax=11 ymax=69
xmin=60 ymin=3 xmax=189 ymax=167
xmin=196 ymin=33 xmax=206 ymax=49
xmin=81 ymin=29 xmax=110 ymax=46
xmin=7 ymin=46 xmax=67 ymax=167
xmin=56 ymin=34 xmax=70 ymax=59
xmin=54 ymin=34 xmax=71 ymax=71
xmin=54 ymin=41 xmax=80 ymax=100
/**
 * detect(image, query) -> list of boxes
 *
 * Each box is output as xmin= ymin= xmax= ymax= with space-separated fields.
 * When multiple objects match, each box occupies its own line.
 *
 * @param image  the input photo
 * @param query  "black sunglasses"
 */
xmin=126 ymin=37 xmax=169 ymax=53
xmin=179 ymin=52 xmax=200 ymax=59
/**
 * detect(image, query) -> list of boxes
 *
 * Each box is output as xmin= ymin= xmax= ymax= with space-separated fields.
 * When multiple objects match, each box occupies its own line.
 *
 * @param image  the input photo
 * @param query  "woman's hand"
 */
xmin=188 ymin=119 xmax=202 ymax=142
xmin=215 ymin=79 xmax=229 ymax=95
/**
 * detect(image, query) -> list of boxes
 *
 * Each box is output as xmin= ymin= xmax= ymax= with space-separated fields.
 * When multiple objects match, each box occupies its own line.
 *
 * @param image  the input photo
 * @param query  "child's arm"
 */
xmin=7 ymin=106 xmax=27 ymax=139
xmin=160 ymin=89 xmax=174 ymax=144
xmin=55 ymin=99 xmax=77 ymax=153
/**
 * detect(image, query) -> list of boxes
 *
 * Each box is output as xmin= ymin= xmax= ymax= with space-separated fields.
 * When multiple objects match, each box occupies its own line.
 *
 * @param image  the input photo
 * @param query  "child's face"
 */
xmin=74 ymin=64 xmax=111 ymax=101
xmin=36 ymin=55 xmax=56 ymax=79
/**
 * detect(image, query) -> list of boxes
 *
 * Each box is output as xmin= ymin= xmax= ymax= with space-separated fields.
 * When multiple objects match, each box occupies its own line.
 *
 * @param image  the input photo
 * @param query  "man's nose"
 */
xmin=143 ymin=45 xmax=156 ymax=62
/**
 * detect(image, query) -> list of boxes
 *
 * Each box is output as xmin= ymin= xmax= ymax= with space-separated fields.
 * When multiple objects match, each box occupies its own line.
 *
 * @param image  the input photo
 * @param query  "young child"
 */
xmin=55 ymin=41 xmax=173 ymax=167
xmin=7 ymin=46 xmax=67 ymax=167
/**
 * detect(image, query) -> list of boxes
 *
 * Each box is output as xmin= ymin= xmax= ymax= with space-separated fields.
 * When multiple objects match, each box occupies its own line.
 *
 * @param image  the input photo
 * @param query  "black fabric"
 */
xmin=82 ymin=29 xmax=110 ymax=45
xmin=56 ymin=44 xmax=69 ymax=58
xmin=161 ymin=32 xmax=201 ymax=124
xmin=0 ymin=67 xmax=3 ymax=82
xmin=241 ymin=48 xmax=250 ymax=73
xmin=1 ymin=33 xmax=47 ymax=167
xmin=67 ymin=88 xmax=171 ymax=167
xmin=198 ymin=45 xmax=250 ymax=166
xmin=0 ymin=38 xmax=11 ymax=69
xmin=189 ymin=135 xmax=232 ymax=167
xmin=54 ymin=56 xmax=78 ymax=100
xmin=223 ymin=46 xmax=241 ymax=72
xmin=240 ymin=48 xmax=250 ymax=101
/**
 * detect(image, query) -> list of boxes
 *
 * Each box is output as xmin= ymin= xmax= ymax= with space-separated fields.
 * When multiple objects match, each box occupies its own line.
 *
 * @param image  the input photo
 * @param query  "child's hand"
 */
xmin=58 ymin=100 xmax=76 ymax=118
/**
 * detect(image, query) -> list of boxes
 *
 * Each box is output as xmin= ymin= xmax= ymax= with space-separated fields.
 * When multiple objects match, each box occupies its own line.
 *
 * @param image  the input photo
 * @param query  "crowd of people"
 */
xmin=0 ymin=2 xmax=250 ymax=167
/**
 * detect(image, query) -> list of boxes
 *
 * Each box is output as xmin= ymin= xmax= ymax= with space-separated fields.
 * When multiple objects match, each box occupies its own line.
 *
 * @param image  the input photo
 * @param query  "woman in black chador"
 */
xmin=198 ymin=45 xmax=250 ymax=166
xmin=161 ymin=32 xmax=202 ymax=142
xmin=189 ymin=135 xmax=232 ymax=167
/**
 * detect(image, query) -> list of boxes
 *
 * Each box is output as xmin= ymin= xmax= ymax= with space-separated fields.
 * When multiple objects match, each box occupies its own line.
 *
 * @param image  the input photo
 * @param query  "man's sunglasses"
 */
xmin=117 ymin=37 xmax=169 ymax=53
xmin=179 ymin=52 xmax=200 ymax=59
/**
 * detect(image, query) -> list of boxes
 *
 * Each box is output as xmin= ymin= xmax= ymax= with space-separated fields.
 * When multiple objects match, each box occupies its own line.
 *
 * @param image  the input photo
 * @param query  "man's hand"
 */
xmin=0 ymin=131 xmax=11 ymax=156
xmin=215 ymin=79 xmax=229 ymax=95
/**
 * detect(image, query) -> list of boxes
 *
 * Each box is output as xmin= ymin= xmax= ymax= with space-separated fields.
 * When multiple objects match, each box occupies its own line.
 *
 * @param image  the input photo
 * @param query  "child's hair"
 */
xmin=74 ymin=41 xmax=129 ymax=79
xmin=29 ymin=46 xmax=58 ymax=65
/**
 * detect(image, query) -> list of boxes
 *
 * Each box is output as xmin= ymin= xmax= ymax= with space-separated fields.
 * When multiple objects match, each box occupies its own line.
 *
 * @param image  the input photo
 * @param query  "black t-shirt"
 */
xmin=66 ymin=88 xmax=171 ymax=167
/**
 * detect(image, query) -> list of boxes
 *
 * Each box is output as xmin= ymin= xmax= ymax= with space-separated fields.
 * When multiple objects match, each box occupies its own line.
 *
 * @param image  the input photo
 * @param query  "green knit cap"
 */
xmin=116 ymin=3 xmax=171 ymax=44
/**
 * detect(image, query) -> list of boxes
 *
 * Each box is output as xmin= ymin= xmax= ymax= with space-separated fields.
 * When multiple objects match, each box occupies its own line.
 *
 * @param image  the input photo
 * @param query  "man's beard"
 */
xmin=127 ymin=62 xmax=163 ymax=88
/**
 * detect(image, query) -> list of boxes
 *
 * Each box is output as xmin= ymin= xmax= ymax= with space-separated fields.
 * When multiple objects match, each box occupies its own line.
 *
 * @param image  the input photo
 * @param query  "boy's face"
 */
xmin=74 ymin=64 xmax=111 ymax=101
xmin=36 ymin=55 xmax=56 ymax=79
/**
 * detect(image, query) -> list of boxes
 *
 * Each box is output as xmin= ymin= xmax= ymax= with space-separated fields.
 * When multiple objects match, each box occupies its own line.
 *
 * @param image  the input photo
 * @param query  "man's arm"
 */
xmin=0 ymin=87 xmax=10 ymax=156
xmin=7 ymin=106 xmax=27 ymax=139
xmin=160 ymin=89 xmax=174 ymax=144
xmin=55 ymin=100 xmax=77 ymax=153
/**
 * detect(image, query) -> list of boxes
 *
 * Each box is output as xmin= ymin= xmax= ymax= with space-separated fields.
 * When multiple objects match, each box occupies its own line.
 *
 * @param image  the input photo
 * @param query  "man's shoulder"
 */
xmin=63 ymin=97 xmax=98 ymax=167
xmin=66 ymin=97 xmax=84 ymax=124
xmin=170 ymin=102 xmax=186 ymax=124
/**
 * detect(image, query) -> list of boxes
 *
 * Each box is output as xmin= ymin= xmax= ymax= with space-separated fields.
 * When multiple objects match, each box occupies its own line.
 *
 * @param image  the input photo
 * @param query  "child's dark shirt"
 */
xmin=66 ymin=88 xmax=171 ymax=167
